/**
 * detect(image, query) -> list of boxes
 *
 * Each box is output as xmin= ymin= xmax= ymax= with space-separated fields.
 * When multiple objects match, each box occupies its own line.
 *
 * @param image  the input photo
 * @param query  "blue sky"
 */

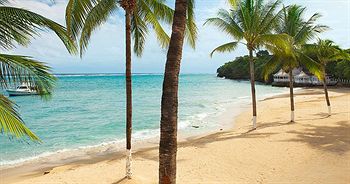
xmin=6 ymin=0 xmax=350 ymax=74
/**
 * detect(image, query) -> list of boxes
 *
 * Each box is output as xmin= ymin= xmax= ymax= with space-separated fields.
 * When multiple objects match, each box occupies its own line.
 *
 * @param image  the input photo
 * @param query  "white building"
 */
xmin=273 ymin=68 xmax=337 ymax=86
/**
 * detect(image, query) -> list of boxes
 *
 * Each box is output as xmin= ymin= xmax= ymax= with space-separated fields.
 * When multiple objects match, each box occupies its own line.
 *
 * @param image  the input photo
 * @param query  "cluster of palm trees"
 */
xmin=1 ymin=0 xmax=349 ymax=184
xmin=206 ymin=0 xmax=349 ymax=127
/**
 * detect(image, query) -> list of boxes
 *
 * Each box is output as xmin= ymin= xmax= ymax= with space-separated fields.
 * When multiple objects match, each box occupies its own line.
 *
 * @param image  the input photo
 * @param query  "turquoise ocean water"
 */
xmin=0 ymin=74 xmax=287 ymax=166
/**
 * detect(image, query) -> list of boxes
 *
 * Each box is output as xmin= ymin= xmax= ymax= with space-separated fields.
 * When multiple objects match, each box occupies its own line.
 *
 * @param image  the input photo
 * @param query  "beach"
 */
xmin=1 ymin=88 xmax=348 ymax=184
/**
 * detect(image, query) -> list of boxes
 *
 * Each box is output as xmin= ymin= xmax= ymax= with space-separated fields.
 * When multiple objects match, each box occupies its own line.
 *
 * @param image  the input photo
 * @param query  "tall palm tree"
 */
xmin=65 ymin=0 xmax=196 ymax=179
xmin=204 ymin=0 xmax=289 ymax=129
xmin=263 ymin=5 xmax=327 ymax=122
xmin=0 ymin=1 xmax=76 ymax=141
xmin=303 ymin=39 xmax=350 ymax=115
xmin=159 ymin=0 xmax=197 ymax=183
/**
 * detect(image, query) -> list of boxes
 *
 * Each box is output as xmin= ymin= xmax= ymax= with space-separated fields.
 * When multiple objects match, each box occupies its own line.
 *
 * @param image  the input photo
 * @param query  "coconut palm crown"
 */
xmin=204 ymin=0 xmax=290 ymax=129
xmin=0 ymin=0 xmax=76 ymax=141
xmin=303 ymin=39 xmax=350 ymax=115
xmin=262 ymin=5 xmax=328 ymax=122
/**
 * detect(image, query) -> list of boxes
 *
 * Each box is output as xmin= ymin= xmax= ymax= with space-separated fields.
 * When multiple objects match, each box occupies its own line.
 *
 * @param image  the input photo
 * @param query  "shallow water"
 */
xmin=0 ymin=74 xmax=287 ymax=166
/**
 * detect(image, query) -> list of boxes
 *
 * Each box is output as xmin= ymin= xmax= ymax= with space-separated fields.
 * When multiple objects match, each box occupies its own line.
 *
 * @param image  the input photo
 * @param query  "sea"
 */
xmin=0 ymin=74 xmax=288 ymax=167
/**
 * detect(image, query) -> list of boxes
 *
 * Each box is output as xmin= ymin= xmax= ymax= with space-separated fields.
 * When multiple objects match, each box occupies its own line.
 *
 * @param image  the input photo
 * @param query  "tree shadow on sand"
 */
xmin=281 ymin=121 xmax=350 ymax=155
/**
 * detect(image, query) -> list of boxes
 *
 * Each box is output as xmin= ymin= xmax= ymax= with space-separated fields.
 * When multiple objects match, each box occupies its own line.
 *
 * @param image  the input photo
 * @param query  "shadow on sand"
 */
xmin=282 ymin=121 xmax=350 ymax=154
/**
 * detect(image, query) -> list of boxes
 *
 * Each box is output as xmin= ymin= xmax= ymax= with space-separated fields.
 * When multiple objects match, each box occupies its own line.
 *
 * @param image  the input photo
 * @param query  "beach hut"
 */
xmin=273 ymin=69 xmax=290 ymax=82
xmin=295 ymin=71 xmax=311 ymax=84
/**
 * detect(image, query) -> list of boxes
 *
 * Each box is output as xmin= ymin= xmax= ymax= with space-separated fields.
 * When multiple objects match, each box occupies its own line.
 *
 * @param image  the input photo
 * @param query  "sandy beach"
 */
xmin=1 ymin=88 xmax=349 ymax=184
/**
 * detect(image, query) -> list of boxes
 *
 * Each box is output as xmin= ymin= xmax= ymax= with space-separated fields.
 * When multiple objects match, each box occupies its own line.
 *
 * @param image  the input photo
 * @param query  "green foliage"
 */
xmin=0 ymin=95 xmax=40 ymax=142
xmin=65 ymin=0 xmax=197 ymax=57
xmin=0 ymin=3 xmax=76 ymax=141
xmin=263 ymin=5 xmax=326 ymax=81
xmin=205 ymin=0 xmax=292 ymax=68
xmin=0 ymin=6 xmax=77 ymax=53
xmin=217 ymin=51 xmax=276 ymax=83
xmin=335 ymin=60 xmax=350 ymax=79
xmin=218 ymin=49 xmax=350 ymax=82
xmin=303 ymin=39 xmax=350 ymax=81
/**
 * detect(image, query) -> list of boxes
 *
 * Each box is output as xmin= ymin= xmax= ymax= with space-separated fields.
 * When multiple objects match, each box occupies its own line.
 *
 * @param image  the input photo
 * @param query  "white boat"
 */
xmin=6 ymin=83 xmax=38 ymax=96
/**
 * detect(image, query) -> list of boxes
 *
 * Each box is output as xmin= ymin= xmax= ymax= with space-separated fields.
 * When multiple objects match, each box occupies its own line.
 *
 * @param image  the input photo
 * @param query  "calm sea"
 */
xmin=0 ymin=74 xmax=287 ymax=166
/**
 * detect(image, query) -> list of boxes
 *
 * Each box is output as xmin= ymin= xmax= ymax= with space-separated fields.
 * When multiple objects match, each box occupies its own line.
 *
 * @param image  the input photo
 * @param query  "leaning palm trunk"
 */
xmin=125 ymin=9 xmax=133 ymax=179
xmin=322 ymin=66 xmax=331 ymax=116
xmin=159 ymin=0 xmax=187 ymax=183
xmin=289 ymin=69 xmax=295 ymax=122
xmin=249 ymin=49 xmax=257 ymax=129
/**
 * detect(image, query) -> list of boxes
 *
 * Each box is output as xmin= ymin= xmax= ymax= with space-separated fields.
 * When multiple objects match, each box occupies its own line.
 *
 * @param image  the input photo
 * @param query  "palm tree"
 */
xmin=204 ymin=0 xmax=289 ymax=129
xmin=0 ymin=1 xmax=76 ymax=141
xmin=65 ymin=0 xmax=196 ymax=179
xmin=158 ymin=0 xmax=196 ymax=183
xmin=263 ymin=5 xmax=327 ymax=122
xmin=304 ymin=39 xmax=350 ymax=115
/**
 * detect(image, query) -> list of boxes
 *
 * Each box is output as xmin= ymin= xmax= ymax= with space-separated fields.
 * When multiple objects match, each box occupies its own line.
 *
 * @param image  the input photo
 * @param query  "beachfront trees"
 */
xmin=65 ymin=0 xmax=196 ymax=179
xmin=303 ymin=39 xmax=350 ymax=115
xmin=0 ymin=1 xmax=76 ymax=141
xmin=204 ymin=0 xmax=289 ymax=129
xmin=159 ymin=0 xmax=196 ymax=183
xmin=263 ymin=5 xmax=327 ymax=122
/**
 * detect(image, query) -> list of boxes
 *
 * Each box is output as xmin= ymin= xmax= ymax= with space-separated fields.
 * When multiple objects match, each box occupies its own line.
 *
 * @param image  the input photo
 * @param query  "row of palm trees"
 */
xmin=1 ymin=0 xmax=349 ymax=184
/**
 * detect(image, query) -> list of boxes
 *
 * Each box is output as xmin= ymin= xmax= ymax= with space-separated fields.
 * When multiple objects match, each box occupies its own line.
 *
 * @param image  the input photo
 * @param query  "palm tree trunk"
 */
xmin=249 ymin=49 xmax=257 ymax=129
xmin=125 ymin=9 xmax=132 ymax=179
xmin=289 ymin=68 xmax=295 ymax=122
xmin=159 ymin=0 xmax=187 ymax=183
xmin=322 ymin=65 xmax=331 ymax=116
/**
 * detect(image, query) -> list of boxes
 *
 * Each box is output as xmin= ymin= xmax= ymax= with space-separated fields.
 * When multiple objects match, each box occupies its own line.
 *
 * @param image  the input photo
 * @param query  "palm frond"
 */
xmin=255 ymin=33 xmax=292 ymax=55
xmin=65 ymin=0 xmax=98 ymax=40
xmin=294 ymin=11 xmax=329 ymax=44
xmin=303 ymin=39 xmax=349 ymax=65
xmin=0 ymin=95 xmax=40 ymax=141
xmin=297 ymin=51 xmax=322 ymax=79
xmin=138 ymin=0 xmax=170 ymax=51
xmin=79 ymin=0 xmax=117 ymax=57
xmin=228 ymin=0 xmax=238 ymax=8
xmin=143 ymin=0 xmax=174 ymax=23
xmin=257 ymin=0 xmax=281 ymax=36
xmin=262 ymin=55 xmax=281 ymax=81
xmin=210 ymin=42 xmax=239 ymax=57
xmin=0 ymin=54 xmax=56 ymax=97
xmin=185 ymin=0 xmax=197 ymax=49
xmin=132 ymin=5 xmax=148 ymax=56
xmin=0 ymin=6 xmax=77 ymax=54
xmin=204 ymin=16 xmax=244 ymax=40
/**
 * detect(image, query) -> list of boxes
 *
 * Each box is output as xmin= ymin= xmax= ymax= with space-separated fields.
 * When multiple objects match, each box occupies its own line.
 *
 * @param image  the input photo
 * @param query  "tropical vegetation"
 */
xmin=0 ymin=0 xmax=76 ymax=141
xmin=204 ymin=0 xmax=290 ymax=129
xmin=217 ymin=49 xmax=350 ymax=82
xmin=262 ymin=4 xmax=327 ymax=122
xmin=303 ymin=39 xmax=350 ymax=115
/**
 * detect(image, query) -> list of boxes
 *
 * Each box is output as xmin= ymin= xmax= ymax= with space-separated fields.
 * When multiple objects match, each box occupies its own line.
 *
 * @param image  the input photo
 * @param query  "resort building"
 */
xmin=272 ymin=68 xmax=337 ymax=86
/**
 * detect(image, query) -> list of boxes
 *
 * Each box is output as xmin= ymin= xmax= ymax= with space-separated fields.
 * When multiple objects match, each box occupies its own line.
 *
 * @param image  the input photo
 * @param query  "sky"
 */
xmin=5 ymin=0 xmax=350 ymax=74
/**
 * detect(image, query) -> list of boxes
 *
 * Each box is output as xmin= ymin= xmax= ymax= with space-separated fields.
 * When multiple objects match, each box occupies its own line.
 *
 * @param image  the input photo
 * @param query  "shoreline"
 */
xmin=0 ymin=85 xmax=286 ymax=170
xmin=2 ymin=87 xmax=349 ymax=183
